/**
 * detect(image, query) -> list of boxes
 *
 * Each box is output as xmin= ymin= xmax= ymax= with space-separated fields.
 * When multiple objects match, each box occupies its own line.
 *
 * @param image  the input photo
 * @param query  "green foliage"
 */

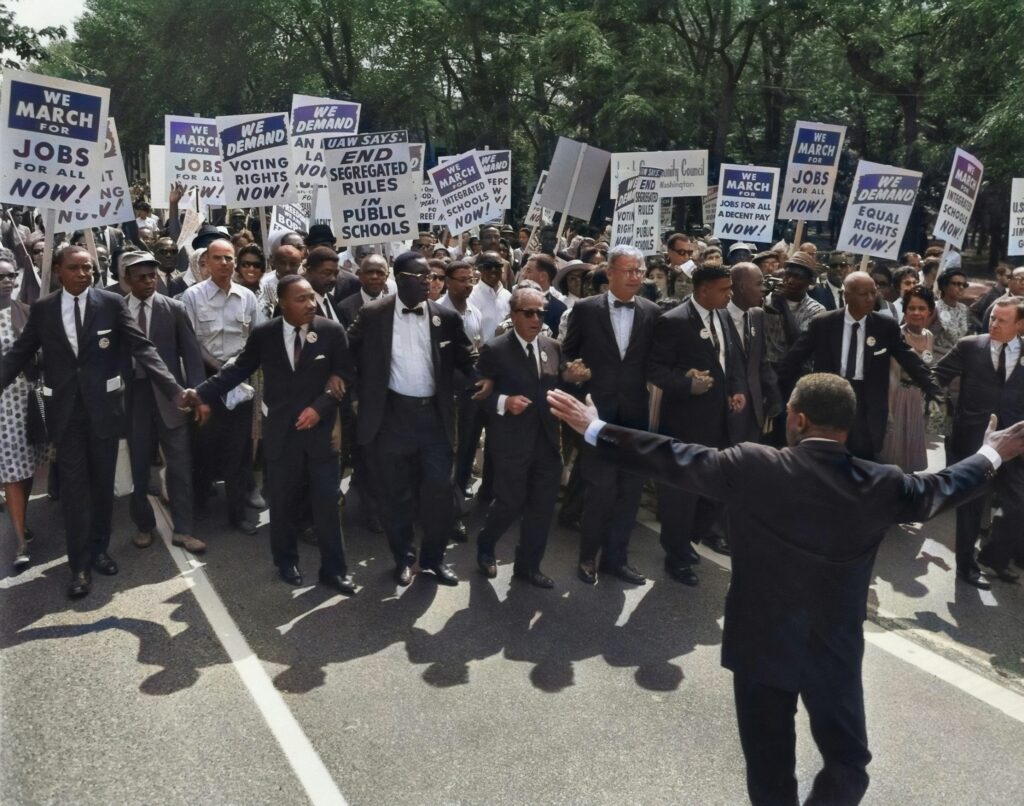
xmin=0 ymin=1 xmax=65 ymax=68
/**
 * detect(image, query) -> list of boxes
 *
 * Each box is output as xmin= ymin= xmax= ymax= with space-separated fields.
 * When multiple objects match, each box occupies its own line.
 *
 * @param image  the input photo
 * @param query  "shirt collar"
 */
xmin=283 ymin=319 xmax=306 ymax=337
xmin=129 ymin=293 xmax=150 ymax=308
xmin=513 ymin=330 xmax=536 ymax=351
xmin=690 ymin=297 xmax=713 ymax=321
xmin=62 ymin=288 xmax=86 ymax=304
xmin=202 ymin=278 xmax=242 ymax=300
xmin=727 ymin=300 xmax=746 ymax=320
xmin=606 ymin=290 xmax=635 ymax=308
xmin=844 ymin=308 xmax=866 ymax=325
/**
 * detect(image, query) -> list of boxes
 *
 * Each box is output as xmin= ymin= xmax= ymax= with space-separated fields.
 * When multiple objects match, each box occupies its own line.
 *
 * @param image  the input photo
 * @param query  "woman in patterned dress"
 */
xmin=0 ymin=253 xmax=44 ymax=570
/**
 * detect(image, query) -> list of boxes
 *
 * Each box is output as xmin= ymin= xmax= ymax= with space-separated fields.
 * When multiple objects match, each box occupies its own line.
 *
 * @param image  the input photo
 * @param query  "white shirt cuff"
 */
xmin=977 ymin=444 xmax=1002 ymax=471
xmin=584 ymin=418 xmax=607 ymax=446
xmin=496 ymin=394 xmax=508 ymax=416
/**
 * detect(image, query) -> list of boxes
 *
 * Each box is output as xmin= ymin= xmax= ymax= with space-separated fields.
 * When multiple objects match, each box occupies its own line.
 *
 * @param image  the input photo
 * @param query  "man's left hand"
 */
xmin=729 ymin=393 xmax=746 ymax=413
xmin=547 ymin=390 xmax=598 ymax=435
xmin=325 ymin=374 xmax=346 ymax=399
xmin=194 ymin=404 xmax=212 ymax=426
xmin=295 ymin=407 xmax=321 ymax=430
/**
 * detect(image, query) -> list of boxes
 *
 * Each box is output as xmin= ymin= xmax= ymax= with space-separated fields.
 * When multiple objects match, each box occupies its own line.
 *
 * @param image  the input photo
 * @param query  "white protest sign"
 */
xmin=310 ymin=186 xmax=332 ymax=228
xmin=475 ymin=149 xmax=512 ymax=211
xmin=0 ymin=70 xmax=110 ymax=214
xmin=50 ymin=117 xmax=132 ymax=229
xmin=610 ymin=150 xmax=707 ymax=199
xmin=408 ymin=144 xmax=424 ymax=196
xmin=660 ymin=197 xmax=673 ymax=238
xmin=216 ymin=112 xmax=294 ymax=206
xmin=323 ymin=130 xmax=416 ymax=246
xmin=524 ymin=171 xmax=553 ymax=228
xmin=428 ymin=151 xmax=501 ymax=235
xmin=176 ymin=208 xmax=205 ymax=251
xmin=165 ymin=116 xmax=224 ymax=206
xmin=702 ymin=186 xmax=718 ymax=224
xmin=778 ymin=121 xmax=846 ymax=221
xmin=410 ymin=144 xmax=440 ymax=225
xmin=270 ymin=184 xmax=311 ymax=237
xmin=1008 ymin=179 xmax=1024 ymax=257
xmin=713 ymin=164 xmax=780 ymax=244
xmin=836 ymin=160 xmax=922 ymax=260
xmin=611 ymin=167 xmax=663 ymax=254
xmin=289 ymin=94 xmax=361 ymax=187
xmin=932 ymin=147 xmax=983 ymax=249
xmin=540 ymin=136 xmax=610 ymax=220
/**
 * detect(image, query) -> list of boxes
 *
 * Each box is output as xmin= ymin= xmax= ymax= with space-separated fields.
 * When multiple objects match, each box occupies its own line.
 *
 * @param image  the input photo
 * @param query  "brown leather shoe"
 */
xmin=172 ymin=533 xmax=207 ymax=554
xmin=133 ymin=531 xmax=155 ymax=549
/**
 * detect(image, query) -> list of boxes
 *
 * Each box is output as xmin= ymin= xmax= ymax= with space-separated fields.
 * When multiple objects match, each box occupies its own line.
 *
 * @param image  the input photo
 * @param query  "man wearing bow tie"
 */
xmin=347 ymin=251 xmax=478 ymax=587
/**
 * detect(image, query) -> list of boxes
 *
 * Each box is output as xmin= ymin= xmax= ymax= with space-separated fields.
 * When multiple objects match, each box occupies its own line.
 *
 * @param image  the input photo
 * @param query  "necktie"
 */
xmin=706 ymin=313 xmax=721 ymax=352
xmin=74 ymin=295 xmax=84 ymax=352
xmin=135 ymin=302 xmax=148 ymax=378
xmin=319 ymin=299 xmax=334 ymax=321
xmin=613 ymin=299 xmax=635 ymax=309
xmin=997 ymin=342 xmax=1007 ymax=384
xmin=293 ymin=327 xmax=303 ymax=369
xmin=845 ymin=322 xmax=860 ymax=379
xmin=402 ymin=306 xmax=424 ymax=315
xmin=838 ymin=288 xmax=845 ymax=307
xmin=526 ymin=341 xmax=539 ymax=378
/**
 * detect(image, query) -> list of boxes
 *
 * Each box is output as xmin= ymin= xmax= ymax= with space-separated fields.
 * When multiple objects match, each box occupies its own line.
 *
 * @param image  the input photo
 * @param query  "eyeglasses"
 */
xmin=398 ymin=271 xmax=430 ymax=282
xmin=668 ymin=247 xmax=692 ymax=256
xmin=613 ymin=268 xmax=645 ymax=277
xmin=429 ymin=274 xmax=446 ymax=282
xmin=514 ymin=308 xmax=546 ymax=318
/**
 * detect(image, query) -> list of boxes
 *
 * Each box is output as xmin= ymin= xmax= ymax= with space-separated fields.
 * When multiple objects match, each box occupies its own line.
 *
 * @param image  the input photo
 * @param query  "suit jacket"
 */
xmin=347 ymin=296 xmax=476 ymax=447
xmin=124 ymin=294 xmax=206 ymax=428
xmin=592 ymin=423 xmax=995 ymax=691
xmin=543 ymin=292 xmax=568 ymax=338
xmin=196 ymin=317 xmax=354 ymax=460
xmin=778 ymin=310 xmax=940 ymax=451
xmin=561 ymin=293 xmax=660 ymax=431
xmin=725 ymin=306 xmax=782 ymax=442
xmin=476 ymin=331 xmax=561 ymax=452
xmin=648 ymin=299 xmax=744 ymax=447
xmin=935 ymin=334 xmax=1024 ymax=460
xmin=808 ymin=282 xmax=841 ymax=311
xmin=0 ymin=288 xmax=182 ymax=442
xmin=334 ymin=270 xmax=361 ymax=302
xmin=337 ymin=292 xmax=367 ymax=330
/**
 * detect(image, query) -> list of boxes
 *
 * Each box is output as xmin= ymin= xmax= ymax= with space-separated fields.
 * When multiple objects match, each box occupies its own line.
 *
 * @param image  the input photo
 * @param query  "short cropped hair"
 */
xmin=607 ymin=243 xmax=644 ymax=268
xmin=692 ymin=264 xmax=730 ymax=289
xmin=277 ymin=274 xmax=307 ymax=300
xmin=993 ymin=295 xmax=1024 ymax=321
xmin=306 ymin=245 xmax=340 ymax=270
xmin=789 ymin=373 xmax=856 ymax=433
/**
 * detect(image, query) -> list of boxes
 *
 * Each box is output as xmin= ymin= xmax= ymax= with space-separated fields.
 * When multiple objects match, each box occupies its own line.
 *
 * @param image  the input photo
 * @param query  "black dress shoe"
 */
xmin=452 ymin=520 xmax=468 ymax=543
xmin=577 ymin=561 xmax=597 ymax=585
xmin=278 ymin=564 xmax=303 ymax=586
xmin=231 ymin=517 xmax=259 ymax=536
xmin=92 ymin=552 xmax=118 ymax=576
xmin=600 ymin=562 xmax=646 ymax=585
xmin=394 ymin=564 xmax=413 ymax=587
xmin=318 ymin=571 xmax=357 ymax=595
xmin=68 ymin=571 xmax=91 ymax=598
xmin=477 ymin=555 xmax=497 ymax=578
xmin=957 ymin=567 xmax=991 ymax=590
xmin=513 ymin=566 xmax=554 ymax=588
xmin=703 ymin=535 xmax=731 ymax=556
xmin=977 ymin=558 xmax=1020 ymax=583
xmin=421 ymin=564 xmax=459 ymax=586
xmin=665 ymin=560 xmax=699 ymax=586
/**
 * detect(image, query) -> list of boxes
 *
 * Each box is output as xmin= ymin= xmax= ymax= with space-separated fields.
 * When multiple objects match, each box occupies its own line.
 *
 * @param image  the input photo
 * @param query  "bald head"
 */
xmin=843 ymin=271 xmax=877 ymax=319
xmin=730 ymin=261 xmax=764 ymax=310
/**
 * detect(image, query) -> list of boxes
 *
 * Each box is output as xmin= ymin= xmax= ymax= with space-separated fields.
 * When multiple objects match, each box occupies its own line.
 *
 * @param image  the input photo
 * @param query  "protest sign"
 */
xmin=611 ymin=167 xmax=663 ymax=254
xmin=428 ymin=151 xmax=501 ymax=235
xmin=932 ymin=148 xmax=983 ymax=249
xmin=660 ymin=197 xmax=673 ymax=239
xmin=0 ymin=70 xmax=110 ymax=214
xmin=176 ymin=208 xmax=205 ymax=252
xmin=165 ymin=116 xmax=224 ymax=206
xmin=524 ymin=171 xmax=553 ymax=228
xmin=836 ymin=160 xmax=922 ymax=260
xmin=702 ymin=186 xmax=718 ymax=225
xmin=713 ymin=164 xmax=780 ymax=243
xmin=1009 ymin=179 xmax=1024 ymax=257
xmin=778 ymin=121 xmax=846 ymax=221
xmin=50 ymin=117 xmax=132 ymax=229
xmin=475 ymin=149 xmax=512 ymax=211
xmin=322 ymin=129 xmax=416 ymax=246
xmin=310 ymin=186 xmax=332 ymax=229
xmin=216 ymin=112 xmax=294 ymax=206
xmin=540 ymin=136 xmax=610 ymax=221
xmin=610 ymin=150 xmax=707 ymax=199
xmin=289 ymin=94 xmax=361 ymax=186
xmin=410 ymin=143 xmax=440 ymax=225
xmin=270 ymin=183 xmax=312 ymax=237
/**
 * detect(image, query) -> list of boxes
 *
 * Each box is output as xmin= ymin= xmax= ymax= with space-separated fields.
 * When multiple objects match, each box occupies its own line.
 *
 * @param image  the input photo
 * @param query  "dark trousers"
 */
xmin=733 ymin=673 xmax=871 ymax=806
xmin=478 ymin=437 xmax=561 ymax=571
xmin=579 ymin=450 xmax=644 ymax=566
xmin=58 ymin=405 xmax=118 ymax=573
xmin=192 ymin=397 xmax=252 ymax=521
xmin=455 ymin=391 xmax=493 ymax=497
xmin=375 ymin=393 xmax=455 ymax=568
xmin=128 ymin=380 xmax=194 ymax=535
xmin=558 ymin=426 xmax=585 ymax=524
xmin=846 ymin=381 xmax=876 ymax=461
xmin=659 ymin=486 xmax=722 ymax=565
xmin=265 ymin=446 xmax=347 ymax=575
xmin=958 ymin=460 xmax=1024 ymax=572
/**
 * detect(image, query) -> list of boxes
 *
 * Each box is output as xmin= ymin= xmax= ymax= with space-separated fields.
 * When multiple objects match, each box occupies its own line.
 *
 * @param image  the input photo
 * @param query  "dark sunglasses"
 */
xmin=514 ymin=308 xmax=546 ymax=318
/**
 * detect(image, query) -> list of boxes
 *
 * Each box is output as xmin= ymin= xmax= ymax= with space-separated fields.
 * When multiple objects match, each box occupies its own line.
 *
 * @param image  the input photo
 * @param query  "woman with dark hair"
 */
xmin=932 ymin=269 xmax=972 ymax=362
xmin=881 ymin=286 xmax=935 ymax=471
xmin=234 ymin=244 xmax=266 ymax=296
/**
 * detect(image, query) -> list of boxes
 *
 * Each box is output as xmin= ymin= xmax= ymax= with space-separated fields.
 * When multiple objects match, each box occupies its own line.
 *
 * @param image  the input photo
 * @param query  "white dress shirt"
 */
xmin=496 ymin=331 xmax=541 ymax=416
xmin=314 ymin=292 xmax=338 ymax=322
xmin=991 ymin=338 xmax=1022 ymax=381
xmin=389 ymin=303 xmax=435 ymax=397
xmin=606 ymin=290 xmax=635 ymax=359
xmin=691 ymin=297 xmax=726 ymax=371
xmin=181 ymin=279 xmax=257 ymax=363
xmin=60 ymin=288 xmax=87 ymax=356
xmin=127 ymin=294 xmax=152 ymax=337
xmin=438 ymin=293 xmax=484 ymax=347
xmin=282 ymin=320 xmax=307 ymax=371
xmin=727 ymin=300 xmax=749 ymax=351
xmin=469 ymin=281 xmax=511 ymax=341
xmin=840 ymin=310 xmax=868 ymax=380
xmin=360 ymin=288 xmax=385 ymax=306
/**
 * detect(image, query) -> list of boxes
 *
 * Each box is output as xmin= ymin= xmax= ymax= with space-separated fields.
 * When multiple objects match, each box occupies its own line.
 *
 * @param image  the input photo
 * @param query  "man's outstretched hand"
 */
xmin=983 ymin=415 xmax=1024 ymax=462
xmin=547 ymin=389 xmax=598 ymax=435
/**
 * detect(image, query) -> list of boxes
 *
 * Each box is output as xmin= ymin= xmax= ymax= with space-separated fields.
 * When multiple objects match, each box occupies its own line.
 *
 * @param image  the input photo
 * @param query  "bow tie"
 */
xmin=402 ymin=306 xmax=424 ymax=316
xmin=613 ymin=299 xmax=635 ymax=309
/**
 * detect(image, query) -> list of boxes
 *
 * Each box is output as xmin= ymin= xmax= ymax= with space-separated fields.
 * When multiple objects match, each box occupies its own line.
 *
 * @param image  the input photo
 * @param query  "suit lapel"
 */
xmin=277 ymin=319 xmax=296 ymax=372
xmin=597 ymin=294 xmax=620 ymax=359
xmin=49 ymin=292 xmax=77 ymax=360
xmin=81 ymin=287 xmax=100 ymax=340
xmin=382 ymin=297 xmax=396 ymax=363
xmin=427 ymin=300 xmax=442 ymax=376
xmin=296 ymin=318 xmax=316 ymax=369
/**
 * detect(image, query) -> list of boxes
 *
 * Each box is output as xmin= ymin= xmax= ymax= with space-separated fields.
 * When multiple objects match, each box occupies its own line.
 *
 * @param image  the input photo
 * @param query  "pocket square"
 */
xmin=439 ymin=340 xmax=451 ymax=348
xmin=873 ymin=348 xmax=888 ymax=356
xmin=314 ymin=354 xmax=326 ymax=360
xmin=97 ymin=329 xmax=112 ymax=335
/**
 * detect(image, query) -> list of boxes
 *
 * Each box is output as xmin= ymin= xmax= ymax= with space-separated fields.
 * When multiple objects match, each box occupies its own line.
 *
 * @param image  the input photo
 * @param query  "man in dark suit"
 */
xmin=0 ymin=245 xmax=185 ymax=598
xmin=184 ymin=275 xmax=355 ymax=594
xmin=337 ymin=254 xmax=389 ymax=329
xmin=649 ymin=265 xmax=746 ymax=580
xmin=727 ymin=262 xmax=783 ymax=444
xmin=121 ymin=252 xmax=209 ymax=554
xmin=474 ymin=287 xmax=562 ymax=588
xmin=561 ymin=243 xmax=660 ymax=585
xmin=808 ymin=251 xmax=851 ymax=311
xmin=547 ymin=375 xmax=1024 ymax=806
xmin=347 ymin=251 xmax=478 ymax=586
xmin=935 ymin=297 xmax=1024 ymax=588
xmin=779 ymin=271 xmax=939 ymax=460
xmin=519 ymin=253 xmax=568 ymax=337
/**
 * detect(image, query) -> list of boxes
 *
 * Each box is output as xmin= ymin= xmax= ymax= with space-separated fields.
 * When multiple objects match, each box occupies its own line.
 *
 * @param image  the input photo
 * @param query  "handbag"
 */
xmin=25 ymin=384 xmax=47 ymax=444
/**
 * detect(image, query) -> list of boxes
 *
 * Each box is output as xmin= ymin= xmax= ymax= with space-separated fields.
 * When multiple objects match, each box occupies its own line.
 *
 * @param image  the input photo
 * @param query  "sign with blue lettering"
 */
xmin=165 ymin=116 xmax=224 ymax=206
xmin=428 ymin=151 xmax=501 ymax=236
xmin=216 ymin=112 xmax=294 ymax=206
xmin=48 ymin=118 xmax=132 ymax=229
xmin=713 ymin=163 xmax=780 ymax=244
xmin=289 ymin=94 xmax=361 ymax=188
xmin=932 ymin=148 xmax=984 ymax=249
xmin=778 ymin=121 xmax=846 ymax=221
xmin=0 ymin=70 xmax=110 ymax=213
xmin=836 ymin=160 xmax=922 ymax=260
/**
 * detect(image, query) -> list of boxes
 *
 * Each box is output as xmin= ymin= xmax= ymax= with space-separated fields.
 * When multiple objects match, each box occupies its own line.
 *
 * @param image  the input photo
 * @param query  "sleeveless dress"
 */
xmin=0 ymin=307 xmax=44 ymax=483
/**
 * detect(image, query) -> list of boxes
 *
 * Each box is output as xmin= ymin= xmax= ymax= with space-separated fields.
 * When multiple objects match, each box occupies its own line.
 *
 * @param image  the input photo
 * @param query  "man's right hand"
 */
xmin=561 ymin=359 xmax=591 ymax=384
xmin=169 ymin=181 xmax=187 ymax=206
xmin=505 ymin=395 xmax=532 ymax=415
xmin=983 ymin=415 xmax=1024 ymax=462
xmin=687 ymin=368 xmax=713 ymax=395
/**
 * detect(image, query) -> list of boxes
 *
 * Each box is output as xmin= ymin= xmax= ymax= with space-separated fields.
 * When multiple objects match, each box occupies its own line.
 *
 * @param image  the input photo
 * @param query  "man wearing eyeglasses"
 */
xmin=468 ymin=251 xmax=512 ymax=339
xmin=665 ymin=233 xmax=696 ymax=299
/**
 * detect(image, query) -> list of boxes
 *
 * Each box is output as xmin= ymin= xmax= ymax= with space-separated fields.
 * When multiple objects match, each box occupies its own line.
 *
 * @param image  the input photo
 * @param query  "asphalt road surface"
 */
xmin=2 ymin=443 xmax=1023 ymax=805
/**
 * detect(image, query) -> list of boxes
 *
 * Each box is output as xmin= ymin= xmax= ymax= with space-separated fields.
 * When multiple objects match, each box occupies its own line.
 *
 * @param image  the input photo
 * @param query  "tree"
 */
xmin=0 ymin=1 xmax=65 ymax=68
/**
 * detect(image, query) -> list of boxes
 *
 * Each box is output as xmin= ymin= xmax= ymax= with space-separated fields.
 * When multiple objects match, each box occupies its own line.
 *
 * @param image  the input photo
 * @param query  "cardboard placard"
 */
xmin=165 ymin=116 xmax=224 ymax=206
xmin=289 ymin=94 xmax=361 ymax=186
xmin=610 ymin=150 xmax=708 ymax=199
xmin=611 ymin=167 xmax=663 ymax=254
xmin=713 ymin=164 xmax=780 ymax=244
xmin=427 ymin=151 xmax=500 ymax=235
xmin=932 ymin=147 xmax=984 ymax=249
xmin=216 ymin=112 xmax=294 ymax=206
xmin=778 ymin=121 xmax=846 ymax=221
xmin=836 ymin=160 xmax=922 ymax=260
xmin=1008 ymin=178 xmax=1024 ymax=257
xmin=48 ymin=117 xmax=132 ymax=229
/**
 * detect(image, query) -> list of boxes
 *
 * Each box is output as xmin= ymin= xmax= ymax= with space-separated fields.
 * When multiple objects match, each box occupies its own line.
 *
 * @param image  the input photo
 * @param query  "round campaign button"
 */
xmin=432 ymin=315 xmax=441 ymax=327
xmin=98 ymin=338 xmax=110 ymax=349
xmin=866 ymin=336 xmax=876 ymax=347
xmin=699 ymin=328 xmax=710 ymax=340
xmin=306 ymin=331 xmax=318 ymax=343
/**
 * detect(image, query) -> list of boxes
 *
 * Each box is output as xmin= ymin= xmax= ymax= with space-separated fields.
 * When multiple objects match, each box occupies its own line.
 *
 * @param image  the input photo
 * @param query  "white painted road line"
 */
xmin=152 ymin=500 xmax=348 ymax=806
